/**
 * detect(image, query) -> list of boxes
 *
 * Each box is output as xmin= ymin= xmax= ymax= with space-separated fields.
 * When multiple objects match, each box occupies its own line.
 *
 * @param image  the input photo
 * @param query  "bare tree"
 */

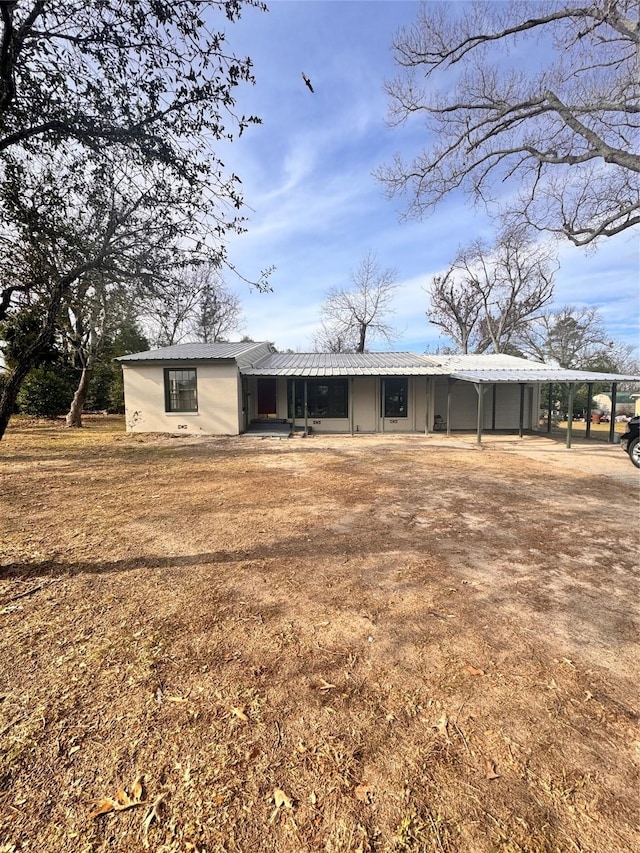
xmin=428 ymin=228 xmax=557 ymax=353
xmin=312 ymin=252 xmax=399 ymax=353
xmin=189 ymin=269 xmax=245 ymax=344
xmin=377 ymin=1 xmax=640 ymax=246
xmin=140 ymin=265 xmax=244 ymax=346
xmin=516 ymin=305 xmax=609 ymax=367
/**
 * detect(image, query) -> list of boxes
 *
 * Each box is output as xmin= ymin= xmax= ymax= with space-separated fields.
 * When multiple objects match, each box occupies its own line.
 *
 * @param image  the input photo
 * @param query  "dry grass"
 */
xmin=0 ymin=416 xmax=638 ymax=853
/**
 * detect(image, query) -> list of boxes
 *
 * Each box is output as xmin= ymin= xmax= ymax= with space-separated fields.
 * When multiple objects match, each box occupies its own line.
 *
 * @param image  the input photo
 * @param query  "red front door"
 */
xmin=257 ymin=378 xmax=278 ymax=418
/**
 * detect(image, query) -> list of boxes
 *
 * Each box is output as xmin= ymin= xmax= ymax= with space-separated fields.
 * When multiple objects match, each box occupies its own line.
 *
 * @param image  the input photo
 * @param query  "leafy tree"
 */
xmin=17 ymin=366 xmax=77 ymax=419
xmin=378 ymin=1 xmax=640 ymax=245
xmin=427 ymin=228 xmax=557 ymax=353
xmin=0 ymin=0 xmax=267 ymax=440
xmin=312 ymin=252 xmax=399 ymax=353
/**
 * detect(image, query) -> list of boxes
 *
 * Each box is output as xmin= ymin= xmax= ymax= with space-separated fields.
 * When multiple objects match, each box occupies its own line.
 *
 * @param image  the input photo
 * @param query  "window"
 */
xmin=164 ymin=368 xmax=198 ymax=412
xmin=383 ymin=378 xmax=408 ymax=418
xmin=288 ymin=378 xmax=349 ymax=419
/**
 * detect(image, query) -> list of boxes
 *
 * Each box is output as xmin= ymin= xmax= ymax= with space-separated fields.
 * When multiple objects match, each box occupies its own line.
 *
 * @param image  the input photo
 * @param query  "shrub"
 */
xmin=17 ymin=367 xmax=76 ymax=418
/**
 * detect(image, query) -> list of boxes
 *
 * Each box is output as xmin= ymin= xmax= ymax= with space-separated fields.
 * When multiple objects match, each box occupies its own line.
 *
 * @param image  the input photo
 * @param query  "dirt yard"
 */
xmin=1 ymin=417 xmax=638 ymax=853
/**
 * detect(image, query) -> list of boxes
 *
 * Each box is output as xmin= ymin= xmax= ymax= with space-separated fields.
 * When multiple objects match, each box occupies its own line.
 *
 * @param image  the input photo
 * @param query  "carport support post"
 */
xmin=350 ymin=377 xmax=354 ymax=436
xmin=291 ymin=380 xmax=296 ymax=435
xmin=519 ymin=384 xmax=525 ymax=438
xmin=424 ymin=377 xmax=429 ymax=435
xmin=446 ymin=380 xmax=452 ymax=436
xmin=381 ymin=378 xmax=385 ymax=433
xmin=566 ymin=383 xmax=575 ymax=449
xmin=547 ymin=383 xmax=553 ymax=433
xmin=475 ymin=383 xmax=484 ymax=445
xmin=609 ymin=382 xmax=618 ymax=443
xmin=491 ymin=384 xmax=497 ymax=431
xmin=304 ymin=380 xmax=309 ymax=436
xmin=585 ymin=382 xmax=593 ymax=439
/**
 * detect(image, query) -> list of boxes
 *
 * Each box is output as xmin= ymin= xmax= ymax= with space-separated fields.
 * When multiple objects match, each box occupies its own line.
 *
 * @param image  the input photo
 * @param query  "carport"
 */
xmin=441 ymin=367 xmax=640 ymax=447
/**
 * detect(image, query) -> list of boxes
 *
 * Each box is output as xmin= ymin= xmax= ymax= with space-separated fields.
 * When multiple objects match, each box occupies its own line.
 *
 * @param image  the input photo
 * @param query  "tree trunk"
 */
xmin=0 ymin=356 xmax=36 ymax=439
xmin=66 ymin=366 xmax=93 ymax=428
xmin=357 ymin=323 xmax=367 ymax=353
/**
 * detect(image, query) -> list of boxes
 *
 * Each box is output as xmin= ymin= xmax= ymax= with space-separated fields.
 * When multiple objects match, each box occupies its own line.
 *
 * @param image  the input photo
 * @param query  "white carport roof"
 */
xmin=449 ymin=368 xmax=640 ymax=384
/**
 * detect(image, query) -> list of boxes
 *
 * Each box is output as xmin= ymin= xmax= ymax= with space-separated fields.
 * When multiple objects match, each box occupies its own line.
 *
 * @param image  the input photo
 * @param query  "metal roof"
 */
xmin=116 ymin=345 xmax=640 ymax=383
xmin=242 ymin=352 xmax=450 ymax=376
xmin=117 ymin=341 xmax=271 ymax=363
xmin=436 ymin=353 xmax=555 ymax=371
xmin=451 ymin=368 xmax=640 ymax=384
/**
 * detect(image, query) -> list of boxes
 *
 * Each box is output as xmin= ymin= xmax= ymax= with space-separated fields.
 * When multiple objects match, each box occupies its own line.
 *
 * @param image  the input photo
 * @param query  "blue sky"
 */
xmin=217 ymin=0 xmax=639 ymax=355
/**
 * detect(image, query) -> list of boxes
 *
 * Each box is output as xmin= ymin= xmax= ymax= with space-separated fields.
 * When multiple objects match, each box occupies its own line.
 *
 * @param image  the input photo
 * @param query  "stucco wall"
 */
xmin=124 ymin=367 xmax=541 ymax=437
xmin=122 ymin=362 xmax=242 ymax=435
xmin=434 ymin=379 xmax=534 ymax=430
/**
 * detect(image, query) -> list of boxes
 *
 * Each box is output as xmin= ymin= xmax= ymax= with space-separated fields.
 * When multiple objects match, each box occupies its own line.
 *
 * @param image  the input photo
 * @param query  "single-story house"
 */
xmin=117 ymin=342 xmax=640 ymax=444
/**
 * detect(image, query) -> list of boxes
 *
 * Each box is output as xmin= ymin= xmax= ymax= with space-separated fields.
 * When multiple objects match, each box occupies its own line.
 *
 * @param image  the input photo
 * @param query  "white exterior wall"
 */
xmin=352 ymin=377 xmax=378 ymax=433
xmin=122 ymin=362 xmax=242 ymax=435
xmin=261 ymin=376 xmax=431 ymax=434
xmin=123 ymin=367 xmax=542 ymax=436
xmin=434 ymin=379 xmax=536 ymax=430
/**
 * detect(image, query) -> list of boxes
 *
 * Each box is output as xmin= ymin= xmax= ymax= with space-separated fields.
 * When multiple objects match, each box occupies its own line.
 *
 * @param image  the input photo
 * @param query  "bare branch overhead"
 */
xmin=377 ymin=0 xmax=640 ymax=245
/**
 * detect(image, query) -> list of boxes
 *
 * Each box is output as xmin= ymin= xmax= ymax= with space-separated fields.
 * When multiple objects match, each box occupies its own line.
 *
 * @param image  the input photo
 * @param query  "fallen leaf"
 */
xmin=131 ymin=773 xmax=145 ymax=803
xmin=355 ymin=782 xmax=373 ymax=804
xmin=142 ymin=793 xmax=167 ymax=849
xmin=273 ymin=788 xmax=293 ymax=809
xmin=485 ymin=758 xmax=501 ymax=780
xmin=68 ymin=745 xmax=81 ymax=757
xmin=90 ymin=774 xmax=147 ymax=819
xmin=269 ymin=788 xmax=294 ymax=825
xmin=166 ymin=695 xmax=188 ymax=704
xmin=464 ymin=665 xmax=485 ymax=676
xmin=90 ymin=797 xmax=120 ymax=818
xmin=309 ymin=791 xmax=317 ymax=805
xmin=317 ymin=678 xmax=336 ymax=691
xmin=231 ymin=706 xmax=248 ymax=722
xmin=114 ymin=788 xmax=132 ymax=807
xmin=246 ymin=745 xmax=261 ymax=762
xmin=434 ymin=714 xmax=451 ymax=742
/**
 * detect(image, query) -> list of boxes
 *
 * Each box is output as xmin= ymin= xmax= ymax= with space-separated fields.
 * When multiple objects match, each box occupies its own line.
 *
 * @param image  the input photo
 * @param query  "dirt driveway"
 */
xmin=0 ymin=419 xmax=638 ymax=852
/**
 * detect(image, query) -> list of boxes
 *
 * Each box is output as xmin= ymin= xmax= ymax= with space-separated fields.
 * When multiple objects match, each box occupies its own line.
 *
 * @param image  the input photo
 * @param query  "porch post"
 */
xmin=381 ymin=378 xmax=385 ymax=433
xmin=585 ymin=382 xmax=593 ymax=439
xmin=547 ymin=383 xmax=553 ymax=433
xmin=566 ymin=383 xmax=574 ymax=449
xmin=446 ymin=380 xmax=452 ymax=436
xmin=609 ymin=382 xmax=618 ymax=443
xmin=304 ymin=379 xmax=309 ymax=436
xmin=519 ymin=384 xmax=525 ymax=438
xmin=291 ymin=379 xmax=296 ymax=435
